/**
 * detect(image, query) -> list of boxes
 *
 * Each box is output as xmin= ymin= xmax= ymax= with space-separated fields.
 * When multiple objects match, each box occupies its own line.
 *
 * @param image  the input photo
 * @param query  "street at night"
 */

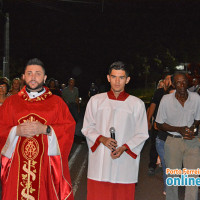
xmin=1 ymin=1 xmax=200 ymax=200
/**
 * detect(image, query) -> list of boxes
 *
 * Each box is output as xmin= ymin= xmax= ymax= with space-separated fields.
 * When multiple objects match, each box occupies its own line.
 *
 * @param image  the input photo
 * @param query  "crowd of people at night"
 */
xmin=0 ymin=58 xmax=200 ymax=200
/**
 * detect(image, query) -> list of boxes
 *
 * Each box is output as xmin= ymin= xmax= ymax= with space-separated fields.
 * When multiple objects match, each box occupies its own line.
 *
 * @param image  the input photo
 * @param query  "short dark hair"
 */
xmin=0 ymin=79 xmax=9 ymax=94
xmin=24 ymin=58 xmax=45 ymax=74
xmin=47 ymin=78 xmax=56 ymax=87
xmin=108 ymin=61 xmax=130 ymax=77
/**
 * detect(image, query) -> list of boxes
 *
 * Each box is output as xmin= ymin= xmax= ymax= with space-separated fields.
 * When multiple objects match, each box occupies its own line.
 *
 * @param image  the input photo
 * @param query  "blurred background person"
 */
xmin=7 ymin=77 xmax=21 ymax=96
xmin=60 ymin=83 xmax=66 ymax=93
xmin=62 ymin=78 xmax=79 ymax=122
xmin=188 ymin=77 xmax=200 ymax=94
xmin=88 ymin=82 xmax=99 ymax=98
xmin=157 ymin=79 xmax=164 ymax=89
xmin=166 ymin=75 xmax=175 ymax=94
xmin=47 ymin=78 xmax=61 ymax=96
xmin=0 ymin=80 xmax=9 ymax=106
xmin=1 ymin=77 xmax=10 ymax=86
xmin=154 ymin=77 xmax=175 ymax=196
xmin=147 ymin=74 xmax=172 ymax=176
xmin=20 ymin=74 xmax=25 ymax=89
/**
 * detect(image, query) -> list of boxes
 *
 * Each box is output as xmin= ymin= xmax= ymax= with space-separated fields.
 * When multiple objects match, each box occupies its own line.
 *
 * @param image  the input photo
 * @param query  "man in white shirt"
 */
xmin=156 ymin=72 xmax=200 ymax=200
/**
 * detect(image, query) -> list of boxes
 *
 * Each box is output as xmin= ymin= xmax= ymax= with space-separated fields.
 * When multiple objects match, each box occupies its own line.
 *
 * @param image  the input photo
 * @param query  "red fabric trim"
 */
xmin=107 ymin=90 xmax=129 ymax=101
xmin=91 ymin=135 xmax=102 ymax=152
xmin=87 ymin=179 xmax=135 ymax=200
xmin=50 ymin=156 xmax=72 ymax=200
xmin=123 ymin=144 xmax=137 ymax=159
xmin=18 ymin=86 xmax=52 ymax=102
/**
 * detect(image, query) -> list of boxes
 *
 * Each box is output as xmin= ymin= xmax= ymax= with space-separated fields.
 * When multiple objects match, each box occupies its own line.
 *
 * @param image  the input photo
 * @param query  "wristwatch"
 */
xmin=46 ymin=125 xmax=51 ymax=135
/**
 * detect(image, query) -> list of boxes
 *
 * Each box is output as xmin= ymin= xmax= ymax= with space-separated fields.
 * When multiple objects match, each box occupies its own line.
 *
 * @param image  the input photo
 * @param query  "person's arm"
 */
xmin=76 ymin=88 xmax=80 ymax=113
xmin=157 ymin=122 xmax=186 ymax=135
xmin=61 ymin=89 xmax=69 ymax=104
xmin=147 ymin=103 xmax=156 ymax=130
xmin=76 ymin=97 xmax=80 ymax=113
xmin=147 ymin=89 xmax=161 ymax=130
xmin=156 ymin=121 xmax=198 ymax=140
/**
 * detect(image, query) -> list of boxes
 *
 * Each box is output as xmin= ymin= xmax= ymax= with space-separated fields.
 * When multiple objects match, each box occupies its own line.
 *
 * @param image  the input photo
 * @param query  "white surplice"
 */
xmin=82 ymin=92 xmax=149 ymax=184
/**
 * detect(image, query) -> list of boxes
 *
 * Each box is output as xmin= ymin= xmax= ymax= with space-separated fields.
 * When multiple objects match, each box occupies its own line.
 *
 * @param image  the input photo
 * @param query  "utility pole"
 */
xmin=3 ymin=12 xmax=9 ymax=78
xmin=101 ymin=0 xmax=104 ymax=13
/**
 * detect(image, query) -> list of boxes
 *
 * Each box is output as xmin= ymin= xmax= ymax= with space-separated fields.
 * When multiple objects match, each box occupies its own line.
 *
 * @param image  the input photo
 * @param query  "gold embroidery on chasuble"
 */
xmin=17 ymin=114 xmax=46 ymax=200
xmin=18 ymin=86 xmax=52 ymax=103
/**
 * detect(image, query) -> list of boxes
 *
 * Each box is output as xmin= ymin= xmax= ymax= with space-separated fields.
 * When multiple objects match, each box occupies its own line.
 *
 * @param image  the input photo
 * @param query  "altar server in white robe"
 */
xmin=82 ymin=61 xmax=149 ymax=200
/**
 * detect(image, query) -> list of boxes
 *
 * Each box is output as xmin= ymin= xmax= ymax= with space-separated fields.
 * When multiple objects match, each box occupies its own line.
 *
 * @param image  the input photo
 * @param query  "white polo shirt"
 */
xmin=156 ymin=90 xmax=200 ymax=136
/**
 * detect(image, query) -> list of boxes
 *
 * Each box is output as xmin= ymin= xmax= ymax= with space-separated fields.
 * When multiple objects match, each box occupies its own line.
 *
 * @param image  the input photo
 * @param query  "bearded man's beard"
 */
xmin=24 ymin=80 xmax=44 ymax=91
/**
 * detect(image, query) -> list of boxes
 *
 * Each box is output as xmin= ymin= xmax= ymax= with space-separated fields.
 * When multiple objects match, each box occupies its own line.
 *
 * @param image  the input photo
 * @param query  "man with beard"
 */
xmin=0 ymin=58 xmax=76 ymax=200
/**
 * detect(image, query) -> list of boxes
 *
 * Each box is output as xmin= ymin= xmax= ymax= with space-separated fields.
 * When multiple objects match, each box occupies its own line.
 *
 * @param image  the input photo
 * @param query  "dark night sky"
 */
xmin=1 ymin=0 xmax=200 ymax=95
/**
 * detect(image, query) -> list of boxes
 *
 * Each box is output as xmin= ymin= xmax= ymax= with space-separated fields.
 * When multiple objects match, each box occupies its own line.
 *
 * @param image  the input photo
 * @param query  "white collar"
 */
xmin=26 ymin=88 xmax=46 ymax=99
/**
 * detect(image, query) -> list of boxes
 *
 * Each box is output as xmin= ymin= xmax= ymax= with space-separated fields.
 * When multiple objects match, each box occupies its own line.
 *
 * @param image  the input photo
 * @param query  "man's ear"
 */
xmin=22 ymin=74 xmax=25 ymax=80
xmin=126 ymin=77 xmax=130 ymax=84
xmin=44 ymin=75 xmax=47 ymax=83
xmin=107 ymin=74 xmax=111 ymax=83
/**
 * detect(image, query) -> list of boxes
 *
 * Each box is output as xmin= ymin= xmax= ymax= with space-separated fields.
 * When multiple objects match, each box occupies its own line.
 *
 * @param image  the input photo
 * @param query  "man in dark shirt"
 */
xmin=88 ymin=83 xmax=99 ymax=98
xmin=147 ymin=74 xmax=171 ymax=175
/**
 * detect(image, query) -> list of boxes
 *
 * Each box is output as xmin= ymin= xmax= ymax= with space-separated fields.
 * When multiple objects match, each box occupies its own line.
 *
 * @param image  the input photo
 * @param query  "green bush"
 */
xmin=128 ymin=87 xmax=155 ymax=103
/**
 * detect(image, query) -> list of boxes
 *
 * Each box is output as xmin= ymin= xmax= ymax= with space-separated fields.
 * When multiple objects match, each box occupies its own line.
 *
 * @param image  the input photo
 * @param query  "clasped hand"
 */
xmin=179 ymin=126 xmax=196 ymax=140
xmin=99 ymin=136 xmax=127 ymax=159
xmin=16 ymin=121 xmax=46 ymax=138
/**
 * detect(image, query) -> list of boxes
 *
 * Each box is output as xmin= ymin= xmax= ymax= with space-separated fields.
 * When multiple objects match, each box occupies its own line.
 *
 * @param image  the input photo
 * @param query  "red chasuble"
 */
xmin=0 ymin=86 xmax=76 ymax=200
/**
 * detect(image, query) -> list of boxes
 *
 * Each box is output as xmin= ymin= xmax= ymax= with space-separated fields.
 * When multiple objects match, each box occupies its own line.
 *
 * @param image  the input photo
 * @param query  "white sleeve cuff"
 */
xmin=1 ymin=126 xmax=19 ymax=158
xmin=47 ymin=127 xmax=60 ymax=156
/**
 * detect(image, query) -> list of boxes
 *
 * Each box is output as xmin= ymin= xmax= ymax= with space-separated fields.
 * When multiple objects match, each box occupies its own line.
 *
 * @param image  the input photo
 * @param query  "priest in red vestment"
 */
xmin=82 ymin=61 xmax=149 ymax=200
xmin=0 ymin=58 xmax=76 ymax=200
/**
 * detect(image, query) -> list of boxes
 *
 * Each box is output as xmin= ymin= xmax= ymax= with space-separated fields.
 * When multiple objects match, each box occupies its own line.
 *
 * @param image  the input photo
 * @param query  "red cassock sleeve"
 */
xmin=0 ymin=98 xmax=17 ymax=151
xmin=50 ymin=98 xmax=76 ymax=191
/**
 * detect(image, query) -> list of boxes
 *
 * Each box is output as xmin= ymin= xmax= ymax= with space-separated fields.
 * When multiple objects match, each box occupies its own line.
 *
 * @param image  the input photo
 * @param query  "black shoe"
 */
xmin=148 ymin=167 xmax=155 ymax=176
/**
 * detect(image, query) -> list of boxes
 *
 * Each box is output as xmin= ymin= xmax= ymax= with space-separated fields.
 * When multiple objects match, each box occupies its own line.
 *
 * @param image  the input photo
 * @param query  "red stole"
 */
xmin=17 ymin=114 xmax=46 ymax=199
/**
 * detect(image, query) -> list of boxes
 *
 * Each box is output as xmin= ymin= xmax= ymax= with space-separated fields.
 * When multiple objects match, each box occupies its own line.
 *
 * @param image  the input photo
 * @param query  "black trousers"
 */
xmin=148 ymin=127 xmax=158 ymax=169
